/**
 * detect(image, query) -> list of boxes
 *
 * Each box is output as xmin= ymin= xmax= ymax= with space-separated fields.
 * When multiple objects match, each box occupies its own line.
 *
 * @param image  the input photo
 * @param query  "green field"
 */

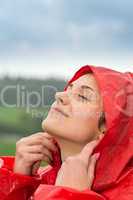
xmin=0 ymin=138 xmax=16 ymax=156
xmin=0 ymin=106 xmax=49 ymax=156
xmin=0 ymin=106 xmax=49 ymax=136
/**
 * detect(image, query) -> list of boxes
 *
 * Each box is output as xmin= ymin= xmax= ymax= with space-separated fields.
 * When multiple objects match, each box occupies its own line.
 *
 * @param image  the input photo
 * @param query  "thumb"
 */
xmin=87 ymin=153 xmax=100 ymax=188
xmin=78 ymin=139 xmax=100 ymax=166
xmin=32 ymin=160 xmax=41 ymax=176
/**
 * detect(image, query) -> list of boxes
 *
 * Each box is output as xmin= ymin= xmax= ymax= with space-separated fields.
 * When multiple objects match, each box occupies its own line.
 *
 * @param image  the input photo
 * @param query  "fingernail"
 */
xmin=99 ymin=134 xmax=104 ymax=140
xmin=95 ymin=153 xmax=100 ymax=159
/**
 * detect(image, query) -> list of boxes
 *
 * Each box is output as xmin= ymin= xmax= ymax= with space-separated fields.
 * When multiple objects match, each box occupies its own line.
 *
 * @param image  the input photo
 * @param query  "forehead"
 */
xmin=71 ymin=73 xmax=100 ymax=94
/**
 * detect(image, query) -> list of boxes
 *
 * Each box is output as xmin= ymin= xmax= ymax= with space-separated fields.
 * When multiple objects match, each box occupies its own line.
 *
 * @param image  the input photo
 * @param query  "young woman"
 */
xmin=0 ymin=65 xmax=133 ymax=200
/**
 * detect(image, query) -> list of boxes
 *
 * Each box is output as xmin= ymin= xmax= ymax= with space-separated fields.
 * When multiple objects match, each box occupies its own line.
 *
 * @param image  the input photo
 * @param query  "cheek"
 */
xmin=68 ymin=106 xmax=100 ymax=142
xmin=72 ymin=105 xmax=100 ymax=121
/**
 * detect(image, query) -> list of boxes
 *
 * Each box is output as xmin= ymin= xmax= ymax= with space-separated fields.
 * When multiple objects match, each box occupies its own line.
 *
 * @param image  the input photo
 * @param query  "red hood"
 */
xmin=52 ymin=65 xmax=133 ymax=192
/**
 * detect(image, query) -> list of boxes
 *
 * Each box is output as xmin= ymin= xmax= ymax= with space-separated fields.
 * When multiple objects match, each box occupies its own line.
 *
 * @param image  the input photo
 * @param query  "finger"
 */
xmin=42 ymin=139 xmax=58 ymax=152
xmin=32 ymin=160 xmax=41 ymax=175
xmin=25 ymin=152 xmax=52 ymax=164
xmin=43 ymin=148 xmax=53 ymax=161
xmin=42 ymin=132 xmax=53 ymax=138
xmin=26 ymin=145 xmax=44 ymax=153
xmin=26 ymin=145 xmax=53 ymax=160
xmin=24 ymin=135 xmax=58 ymax=152
xmin=23 ymin=132 xmax=53 ymax=145
xmin=24 ymin=152 xmax=45 ymax=163
xmin=79 ymin=140 xmax=101 ymax=165
xmin=87 ymin=153 xmax=100 ymax=186
xmin=30 ymin=132 xmax=53 ymax=139
xmin=98 ymin=134 xmax=104 ymax=140
xmin=23 ymin=137 xmax=45 ymax=146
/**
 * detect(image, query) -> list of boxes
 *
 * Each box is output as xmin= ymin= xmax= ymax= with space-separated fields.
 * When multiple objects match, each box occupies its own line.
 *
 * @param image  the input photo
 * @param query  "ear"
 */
xmin=99 ymin=122 xmax=106 ymax=134
xmin=98 ymin=112 xmax=106 ymax=134
xmin=96 ymin=122 xmax=106 ymax=140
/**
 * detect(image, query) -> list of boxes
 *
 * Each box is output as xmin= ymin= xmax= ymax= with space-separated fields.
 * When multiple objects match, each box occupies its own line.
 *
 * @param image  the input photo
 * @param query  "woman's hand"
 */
xmin=55 ymin=137 xmax=103 ymax=191
xmin=14 ymin=132 xmax=58 ymax=176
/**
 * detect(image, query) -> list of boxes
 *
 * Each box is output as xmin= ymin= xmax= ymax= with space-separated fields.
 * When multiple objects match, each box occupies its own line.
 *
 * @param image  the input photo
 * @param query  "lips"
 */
xmin=52 ymin=107 xmax=69 ymax=117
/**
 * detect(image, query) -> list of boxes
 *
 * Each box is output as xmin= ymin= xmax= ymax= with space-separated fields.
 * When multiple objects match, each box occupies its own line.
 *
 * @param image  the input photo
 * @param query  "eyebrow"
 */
xmin=68 ymin=83 xmax=95 ymax=92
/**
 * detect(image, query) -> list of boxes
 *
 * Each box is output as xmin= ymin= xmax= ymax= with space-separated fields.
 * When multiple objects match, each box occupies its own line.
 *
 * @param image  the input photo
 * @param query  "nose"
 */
xmin=55 ymin=91 xmax=69 ymax=105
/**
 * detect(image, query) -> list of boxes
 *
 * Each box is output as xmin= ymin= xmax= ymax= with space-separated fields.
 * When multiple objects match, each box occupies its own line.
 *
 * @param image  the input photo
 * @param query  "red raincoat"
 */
xmin=0 ymin=65 xmax=133 ymax=200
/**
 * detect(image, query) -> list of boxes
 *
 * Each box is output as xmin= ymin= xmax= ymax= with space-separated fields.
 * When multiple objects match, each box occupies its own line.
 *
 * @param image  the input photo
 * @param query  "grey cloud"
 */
xmin=0 ymin=0 xmax=133 ymax=58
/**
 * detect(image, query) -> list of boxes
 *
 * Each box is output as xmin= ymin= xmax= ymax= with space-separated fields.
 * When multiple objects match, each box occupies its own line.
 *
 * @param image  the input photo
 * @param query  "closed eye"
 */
xmin=78 ymin=94 xmax=89 ymax=101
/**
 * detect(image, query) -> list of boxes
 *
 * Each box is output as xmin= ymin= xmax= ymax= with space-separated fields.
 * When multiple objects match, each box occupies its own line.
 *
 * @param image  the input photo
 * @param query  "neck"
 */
xmin=55 ymin=137 xmax=85 ymax=162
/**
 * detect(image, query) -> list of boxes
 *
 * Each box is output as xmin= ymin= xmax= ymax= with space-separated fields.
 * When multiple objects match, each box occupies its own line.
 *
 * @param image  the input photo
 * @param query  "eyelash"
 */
xmin=78 ymin=94 xmax=89 ymax=101
xmin=67 ymin=86 xmax=91 ymax=102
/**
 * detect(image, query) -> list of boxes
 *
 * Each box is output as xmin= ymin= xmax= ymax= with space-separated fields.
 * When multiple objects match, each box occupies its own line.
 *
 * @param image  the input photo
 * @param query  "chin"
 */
xmin=42 ymin=117 xmax=60 ymax=137
xmin=42 ymin=118 xmax=53 ymax=134
xmin=42 ymin=108 xmax=67 ymax=134
xmin=42 ymin=118 xmax=68 ymax=143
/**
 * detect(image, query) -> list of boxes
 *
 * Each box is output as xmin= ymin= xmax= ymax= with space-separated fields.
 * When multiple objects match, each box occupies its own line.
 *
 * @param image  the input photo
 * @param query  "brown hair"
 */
xmin=98 ymin=112 xmax=106 ymax=132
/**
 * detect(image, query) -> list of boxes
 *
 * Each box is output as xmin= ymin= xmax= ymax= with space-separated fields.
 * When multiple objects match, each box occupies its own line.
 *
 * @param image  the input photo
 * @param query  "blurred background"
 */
xmin=0 ymin=0 xmax=133 ymax=156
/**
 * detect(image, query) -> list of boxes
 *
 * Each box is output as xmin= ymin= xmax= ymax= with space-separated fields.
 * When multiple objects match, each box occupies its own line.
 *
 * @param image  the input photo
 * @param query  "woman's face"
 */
xmin=42 ymin=73 xmax=104 ymax=144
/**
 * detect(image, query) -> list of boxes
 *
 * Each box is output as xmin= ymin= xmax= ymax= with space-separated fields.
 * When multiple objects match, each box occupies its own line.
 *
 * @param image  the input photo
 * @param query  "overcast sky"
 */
xmin=0 ymin=0 xmax=133 ymax=79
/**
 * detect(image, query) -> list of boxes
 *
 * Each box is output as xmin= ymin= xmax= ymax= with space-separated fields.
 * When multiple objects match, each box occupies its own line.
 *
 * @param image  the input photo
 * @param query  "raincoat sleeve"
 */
xmin=36 ymin=169 xmax=133 ymax=200
xmin=0 ymin=156 xmax=42 ymax=200
xmin=35 ymin=185 xmax=106 ymax=200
